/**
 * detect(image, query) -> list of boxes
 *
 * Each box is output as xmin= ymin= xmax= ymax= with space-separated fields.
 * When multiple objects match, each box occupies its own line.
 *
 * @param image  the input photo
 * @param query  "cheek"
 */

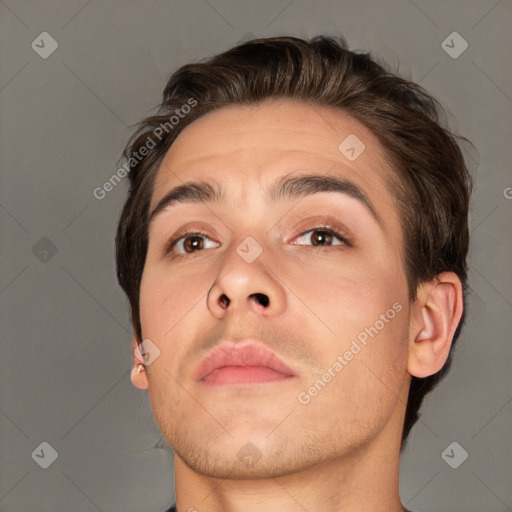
xmin=139 ymin=268 xmax=208 ymax=418
xmin=292 ymin=247 xmax=408 ymax=341
xmin=137 ymin=266 xmax=209 ymax=389
xmin=299 ymin=310 xmax=410 ymax=441
xmin=139 ymin=265 xmax=207 ymax=336
xmin=295 ymin=253 xmax=409 ymax=406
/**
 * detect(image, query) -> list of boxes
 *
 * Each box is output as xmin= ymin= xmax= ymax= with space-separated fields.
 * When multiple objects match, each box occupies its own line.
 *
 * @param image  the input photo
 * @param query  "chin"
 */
xmin=172 ymin=421 xmax=352 ymax=480
xmin=175 ymin=442 xmax=317 ymax=480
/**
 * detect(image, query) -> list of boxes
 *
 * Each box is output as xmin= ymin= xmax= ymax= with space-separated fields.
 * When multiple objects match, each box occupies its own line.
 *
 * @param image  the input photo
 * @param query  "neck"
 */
xmin=173 ymin=408 xmax=408 ymax=512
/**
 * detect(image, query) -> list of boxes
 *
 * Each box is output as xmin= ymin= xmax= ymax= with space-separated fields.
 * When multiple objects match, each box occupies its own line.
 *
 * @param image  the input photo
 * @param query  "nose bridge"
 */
xmin=206 ymin=230 xmax=286 ymax=318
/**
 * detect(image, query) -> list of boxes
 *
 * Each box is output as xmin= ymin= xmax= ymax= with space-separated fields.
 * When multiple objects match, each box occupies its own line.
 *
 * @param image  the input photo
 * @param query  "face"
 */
xmin=136 ymin=99 xmax=412 ymax=478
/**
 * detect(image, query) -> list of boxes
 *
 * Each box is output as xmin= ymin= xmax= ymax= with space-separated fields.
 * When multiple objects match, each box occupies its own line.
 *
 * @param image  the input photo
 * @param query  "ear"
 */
xmin=407 ymin=272 xmax=464 ymax=378
xmin=130 ymin=338 xmax=149 ymax=390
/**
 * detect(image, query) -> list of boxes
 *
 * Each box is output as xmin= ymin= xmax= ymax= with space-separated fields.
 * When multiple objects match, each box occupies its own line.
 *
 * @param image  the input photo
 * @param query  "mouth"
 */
xmin=194 ymin=339 xmax=296 ymax=387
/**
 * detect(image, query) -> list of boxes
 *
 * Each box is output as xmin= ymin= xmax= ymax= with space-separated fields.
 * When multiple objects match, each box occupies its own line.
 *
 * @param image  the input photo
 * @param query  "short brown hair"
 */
xmin=115 ymin=35 xmax=473 ymax=450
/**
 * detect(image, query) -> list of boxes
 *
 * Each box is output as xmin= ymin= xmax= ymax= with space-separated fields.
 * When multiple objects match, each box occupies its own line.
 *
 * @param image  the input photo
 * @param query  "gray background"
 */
xmin=1 ymin=1 xmax=511 ymax=511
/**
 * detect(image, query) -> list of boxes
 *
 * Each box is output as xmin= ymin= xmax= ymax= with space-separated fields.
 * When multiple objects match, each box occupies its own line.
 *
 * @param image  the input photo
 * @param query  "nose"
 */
xmin=206 ymin=244 xmax=286 ymax=318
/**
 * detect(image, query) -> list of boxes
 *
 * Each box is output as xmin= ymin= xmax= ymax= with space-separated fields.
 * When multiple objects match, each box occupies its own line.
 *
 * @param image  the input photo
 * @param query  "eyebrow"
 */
xmin=148 ymin=173 xmax=384 ymax=229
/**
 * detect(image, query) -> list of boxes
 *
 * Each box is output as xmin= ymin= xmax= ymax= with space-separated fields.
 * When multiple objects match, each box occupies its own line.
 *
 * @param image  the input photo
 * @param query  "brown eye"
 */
xmin=293 ymin=227 xmax=349 ymax=247
xmin=310 ymin=231 xmax=333 ymax=246
xmin=183 ymin=235 xmax=205 ymax=253
xmin=168 ymin=232 xmax=219 ymax=257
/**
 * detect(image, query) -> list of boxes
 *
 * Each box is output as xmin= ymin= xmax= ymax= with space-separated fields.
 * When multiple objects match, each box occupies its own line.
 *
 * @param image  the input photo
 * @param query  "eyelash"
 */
xmin=293 ymin=225 xmax=352 ymax=248
xmin=164 ymin=225 xmax=352 ymax=259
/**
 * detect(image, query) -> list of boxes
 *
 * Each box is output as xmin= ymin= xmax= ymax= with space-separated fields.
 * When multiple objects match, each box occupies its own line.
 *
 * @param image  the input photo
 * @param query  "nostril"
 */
xmin=251 ymin=293 xmax=269 ymax=308
xmin=218 ymin=294 xmax=230 ymax=308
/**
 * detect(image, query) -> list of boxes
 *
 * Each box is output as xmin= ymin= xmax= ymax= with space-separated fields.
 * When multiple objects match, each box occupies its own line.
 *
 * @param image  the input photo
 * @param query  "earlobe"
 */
xmin=130 ymin=338 xmax=149 ymax=390
xmin=407 ymin=272 xmax=464 ymax=379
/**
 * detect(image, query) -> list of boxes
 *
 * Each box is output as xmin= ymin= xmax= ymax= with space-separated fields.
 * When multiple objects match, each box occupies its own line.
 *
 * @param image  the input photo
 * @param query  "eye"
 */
xmin=167 ymin=232 xmax=219 ymax=257
xmin=292 ymin=226 xmax=351 ymax=247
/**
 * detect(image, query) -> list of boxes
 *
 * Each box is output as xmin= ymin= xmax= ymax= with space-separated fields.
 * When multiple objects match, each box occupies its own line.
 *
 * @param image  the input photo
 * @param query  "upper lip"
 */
xmin=194 ymin=339 xmax=296 ymax=382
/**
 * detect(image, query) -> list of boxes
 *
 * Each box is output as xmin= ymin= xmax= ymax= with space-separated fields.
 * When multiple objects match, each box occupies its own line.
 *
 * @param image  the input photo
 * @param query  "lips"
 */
xmin=194 ymin=339 xmax=296 ymax=386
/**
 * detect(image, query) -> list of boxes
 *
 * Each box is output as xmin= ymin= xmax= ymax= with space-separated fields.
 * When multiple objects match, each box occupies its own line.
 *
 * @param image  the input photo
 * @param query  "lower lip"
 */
xmin=200 ymin=366 xmax=294 ymax=387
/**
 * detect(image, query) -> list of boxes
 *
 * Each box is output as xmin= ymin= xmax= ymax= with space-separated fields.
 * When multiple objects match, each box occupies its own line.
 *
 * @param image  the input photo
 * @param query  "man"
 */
xmin=115 ymin=36 xmax=472 ymax=511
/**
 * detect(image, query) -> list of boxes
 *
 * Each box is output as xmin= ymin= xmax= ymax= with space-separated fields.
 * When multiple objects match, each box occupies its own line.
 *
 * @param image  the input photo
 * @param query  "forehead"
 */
xmin=150 ymin=99 xmax=400 ymax=229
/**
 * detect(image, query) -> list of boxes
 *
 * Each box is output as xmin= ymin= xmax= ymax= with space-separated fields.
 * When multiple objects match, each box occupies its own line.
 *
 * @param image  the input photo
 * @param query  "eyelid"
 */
xmin=291 ymin=225 xmax=353 ymax=247
xmin=287 ymin=214 xmax=353 ymax=244
xmin=163 ymin=228 xmax=219 ymax=258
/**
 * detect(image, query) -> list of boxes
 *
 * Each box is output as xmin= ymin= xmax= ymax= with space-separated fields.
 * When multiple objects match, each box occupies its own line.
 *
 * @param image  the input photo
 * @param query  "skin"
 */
xmin=130 ymin=99 xmax=463 ymax=512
